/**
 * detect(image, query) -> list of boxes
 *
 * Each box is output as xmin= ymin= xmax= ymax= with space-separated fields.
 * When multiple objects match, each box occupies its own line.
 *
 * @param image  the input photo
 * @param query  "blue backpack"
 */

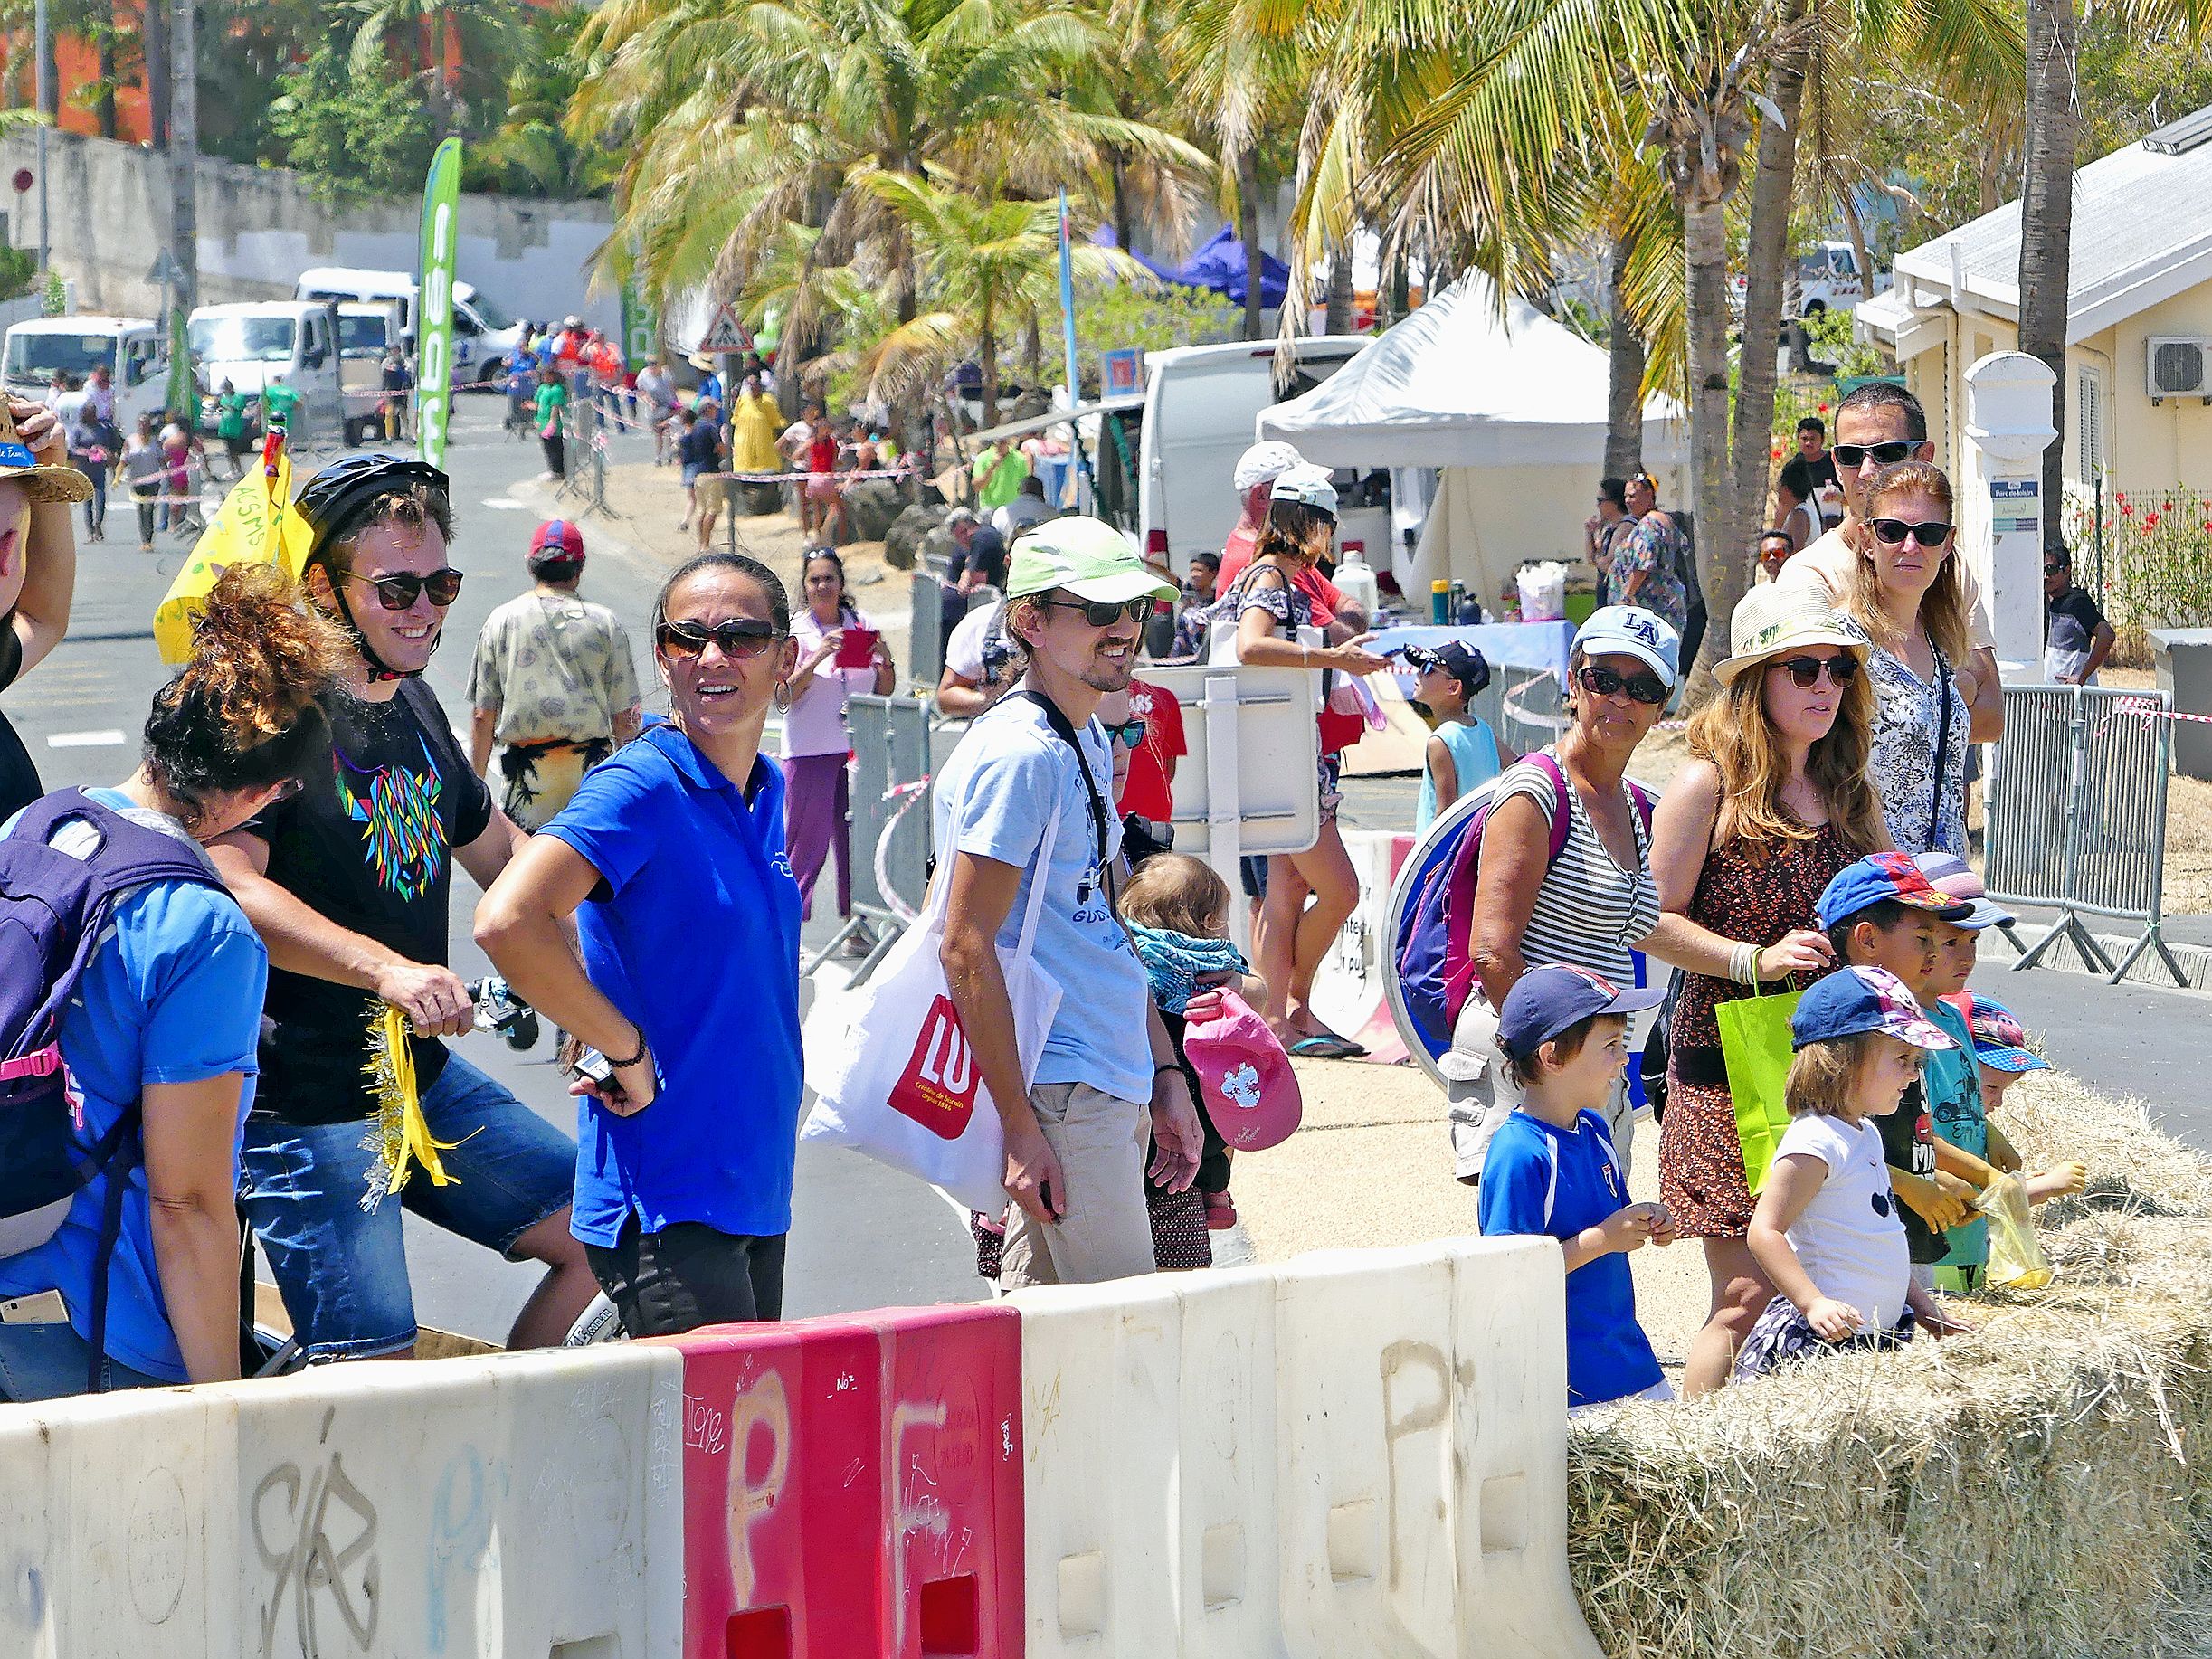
xmin=1394 ymin=754 xmax=1655 ymax=1061
xmin=0 ymin=790 xmax=228 ymax=1390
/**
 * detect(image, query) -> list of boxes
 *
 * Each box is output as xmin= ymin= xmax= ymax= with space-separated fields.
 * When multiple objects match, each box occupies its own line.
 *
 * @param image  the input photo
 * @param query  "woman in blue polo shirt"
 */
xmin=475 ymin=551 xmax=804 ymax=1335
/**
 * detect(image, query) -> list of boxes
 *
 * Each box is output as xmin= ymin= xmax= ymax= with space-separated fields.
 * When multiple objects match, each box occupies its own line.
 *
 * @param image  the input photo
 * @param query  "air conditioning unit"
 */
xmin=2148 ymin=336 xmax=2212 ymax=405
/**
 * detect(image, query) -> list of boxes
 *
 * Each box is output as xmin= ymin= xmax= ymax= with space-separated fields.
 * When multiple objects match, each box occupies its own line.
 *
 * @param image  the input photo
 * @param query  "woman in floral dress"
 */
xmin=1647 ymin=585 xmax=1890 ymax=1395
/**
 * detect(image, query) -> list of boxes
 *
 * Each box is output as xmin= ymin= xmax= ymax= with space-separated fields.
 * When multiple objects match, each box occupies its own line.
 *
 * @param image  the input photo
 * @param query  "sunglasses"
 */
xmin=1832 ymin=441 xmax=1917 ymax=469
xmin=2044 ymin=564 xmax=2065 ymax=577
xmin=268 ymin=776 xmax=304 ymax=804
xmin=656 ymin=618 xmax=784 ymax=659
xmin=1039 ymin=595 xmax=1153 ymax=628
xmin=1867 ymin=517 xmax=1952 ymax=547
xmin=1104 ymin=717 xmax=1148 ymax=749
xmin=349 ymin=568 xmax=464 ymax=610
xmin=1770 ymin=653 xmax=1861 ymax=688
xmin=1576 ymin=664 xmax=1668 ymax=706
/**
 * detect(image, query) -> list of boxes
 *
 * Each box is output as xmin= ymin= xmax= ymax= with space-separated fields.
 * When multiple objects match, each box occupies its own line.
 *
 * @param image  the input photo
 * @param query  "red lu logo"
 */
xmin=889 ymin=994 xmax=979 ymax=1139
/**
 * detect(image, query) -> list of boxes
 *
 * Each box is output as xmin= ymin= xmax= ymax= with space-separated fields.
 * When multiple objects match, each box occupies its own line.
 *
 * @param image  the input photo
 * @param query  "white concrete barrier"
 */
xmin=225 ymin=1346 xmax=683 ymax=1659
xmin=1018 ymin=1240 xmax=1601 ymax=1658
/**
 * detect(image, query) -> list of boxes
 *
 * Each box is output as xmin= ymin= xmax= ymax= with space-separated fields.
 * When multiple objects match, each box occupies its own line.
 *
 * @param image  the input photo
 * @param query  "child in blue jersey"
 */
xmin=1407 ymin=640 xmax=1515 ymax=831
xmin=1477 ymin=963 xmax=1676 ymax=1413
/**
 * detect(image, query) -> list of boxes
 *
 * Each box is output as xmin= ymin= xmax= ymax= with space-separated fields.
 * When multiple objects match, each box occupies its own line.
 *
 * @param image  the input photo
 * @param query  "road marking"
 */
xmin=47 ymin=729 xmax=126 ymax=748
xmin=481 ymin=497 xmax=528 ymax=509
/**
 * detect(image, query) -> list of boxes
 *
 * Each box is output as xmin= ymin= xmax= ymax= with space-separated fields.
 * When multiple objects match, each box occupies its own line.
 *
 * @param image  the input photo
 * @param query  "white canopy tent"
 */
xmin=1257 ymin=274 xmax=1688 ymax=614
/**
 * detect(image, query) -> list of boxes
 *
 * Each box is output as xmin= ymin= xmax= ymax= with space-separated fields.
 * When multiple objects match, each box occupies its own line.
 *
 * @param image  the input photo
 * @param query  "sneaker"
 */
xmin=1204 ymin=1190 xmax=1238 ymax=1230
xmin=838 ymin=922 xmax=878 ymax=959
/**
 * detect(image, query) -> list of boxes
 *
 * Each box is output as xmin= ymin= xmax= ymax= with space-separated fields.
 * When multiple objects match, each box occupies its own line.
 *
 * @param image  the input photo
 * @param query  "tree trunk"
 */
xmin=2018 ymin=0 xmax=2076 ymax=525
xmin=1237 ymin=150 xmax=1264 ymax=341
xmin=1386 ymin=251 xmax=1410 ymax=329
xmin=169 ymin=0 xmax=197 ymax=312
xmin=979 ymin=300 xmax=1000 ymax=428
xmin=95 ymin=6 xmax=118 ymax=139
xmin=1324 ymin=243 xmax=1353 ymax=333
xmin=1681 ymin=193 xmax=1738 ymax=702
xmin=1732 ymin=39 xmax=1807 ymax=555
xmin=143 ymin=0 xmax=169 ymax=146
xmin=1112 ymin=153 xmax=1134 ymax=253
xmin=1603 ymin=234 xmax=1646 ymax=478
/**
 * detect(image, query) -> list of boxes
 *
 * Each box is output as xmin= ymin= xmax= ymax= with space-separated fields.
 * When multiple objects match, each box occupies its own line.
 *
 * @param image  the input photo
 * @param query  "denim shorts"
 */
xmin=238 ymin=1050 xmax=575 ymax=1361
xmin=0 ymin=1321 xmax=167 ymax=1402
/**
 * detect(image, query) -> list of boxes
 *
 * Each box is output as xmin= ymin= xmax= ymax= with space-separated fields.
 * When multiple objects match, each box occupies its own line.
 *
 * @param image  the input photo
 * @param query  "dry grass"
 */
xmin=1566 ymin=1066 xmax=2212 ymax=1659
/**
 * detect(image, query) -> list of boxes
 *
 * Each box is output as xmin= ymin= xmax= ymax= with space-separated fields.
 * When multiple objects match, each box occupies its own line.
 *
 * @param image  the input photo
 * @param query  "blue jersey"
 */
xmin=1479 ymin=1107 xmax=1663 ymax=1408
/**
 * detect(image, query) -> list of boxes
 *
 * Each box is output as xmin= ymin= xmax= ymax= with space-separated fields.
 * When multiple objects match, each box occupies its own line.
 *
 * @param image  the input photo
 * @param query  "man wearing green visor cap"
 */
xmin=933 ymin=517 xmax=1205 ymax=1287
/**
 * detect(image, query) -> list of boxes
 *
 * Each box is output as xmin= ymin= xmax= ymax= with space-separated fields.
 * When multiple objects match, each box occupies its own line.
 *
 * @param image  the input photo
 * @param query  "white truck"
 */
xmin=294 ymin=267 xmax=525 ymax=385
xmin=337 ymin=300 xmax=406 ymax=445
xmin=186 ymin=301 xmax=343 ymax=441
xmin=1789 ymin=240 xmax=1892 ymax=318
xmin=1136 ymin=336 xmax=1379 ymax=574
xmin=2 ymin=315 xmax=170 ymax=431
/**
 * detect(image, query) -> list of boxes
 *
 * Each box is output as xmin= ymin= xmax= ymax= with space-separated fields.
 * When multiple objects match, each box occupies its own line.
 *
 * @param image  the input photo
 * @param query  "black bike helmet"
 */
xmin=293 ymin=453 xmax=451 ymax=682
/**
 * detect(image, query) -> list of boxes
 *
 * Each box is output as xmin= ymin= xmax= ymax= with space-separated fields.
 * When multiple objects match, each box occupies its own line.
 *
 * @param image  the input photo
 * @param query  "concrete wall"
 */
xmin=1 ymin=129 xmax=620 ymax=333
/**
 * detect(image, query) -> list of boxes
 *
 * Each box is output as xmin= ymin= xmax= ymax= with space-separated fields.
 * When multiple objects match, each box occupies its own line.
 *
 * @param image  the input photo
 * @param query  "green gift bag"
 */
xmin=1715 ymin=983 xmax=1803 ymax=1195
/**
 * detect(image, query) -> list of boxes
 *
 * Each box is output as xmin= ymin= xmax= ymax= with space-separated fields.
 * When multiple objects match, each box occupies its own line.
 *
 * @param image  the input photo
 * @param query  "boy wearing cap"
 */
xmin=469 ymin=519 xmax=643 ymax=830
xmin=1477 ymin=965 xmax=1676 ymax=1412
xmin=1407 ymin=640 xmax=1515 ymax=831
xmin=935 ymin=518 xmax=1205 ymax=1288
xmin=1817 ymin=854 xmax=2003 ymax=1284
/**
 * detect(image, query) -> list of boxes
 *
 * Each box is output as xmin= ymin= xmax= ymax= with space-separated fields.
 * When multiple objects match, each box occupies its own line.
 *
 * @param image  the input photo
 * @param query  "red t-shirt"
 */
xmin=1216 ymin=525 xmax=1345 ymax=619
xmin=1118 ymin=678 xmax=1187 ymax=823
xmin=808 ymin=431 xmax=839 ymax=473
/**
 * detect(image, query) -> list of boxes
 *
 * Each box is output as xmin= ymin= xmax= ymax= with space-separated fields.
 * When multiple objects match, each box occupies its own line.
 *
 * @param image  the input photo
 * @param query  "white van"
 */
xmin=294 ymin=267 xmax=524 ymax=384
xmin=337 ymin=301 xmax=405 ymax=445
xmin=1137 ymin=336 xmax=1372 ymax=574
xmin=2 ymin=315 xmax=169 ymax=431
xmin=187 ymin=301 xmax=342 ymax=440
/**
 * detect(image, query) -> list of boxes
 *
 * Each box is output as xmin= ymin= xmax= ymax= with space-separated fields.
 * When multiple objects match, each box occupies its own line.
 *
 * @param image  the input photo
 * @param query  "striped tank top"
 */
xmin=1490 ymin=752 xmax=1660 ymax=987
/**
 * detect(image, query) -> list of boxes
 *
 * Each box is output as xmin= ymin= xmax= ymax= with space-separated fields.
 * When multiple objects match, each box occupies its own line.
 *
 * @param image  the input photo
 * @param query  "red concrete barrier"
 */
xmin=656 ymin=1304 xmax=1022 ymax=1658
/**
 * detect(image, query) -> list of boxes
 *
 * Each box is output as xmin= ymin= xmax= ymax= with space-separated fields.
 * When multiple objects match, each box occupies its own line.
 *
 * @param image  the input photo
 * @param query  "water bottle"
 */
xmin=1429 ymin=579 xmax=1450 ymax=624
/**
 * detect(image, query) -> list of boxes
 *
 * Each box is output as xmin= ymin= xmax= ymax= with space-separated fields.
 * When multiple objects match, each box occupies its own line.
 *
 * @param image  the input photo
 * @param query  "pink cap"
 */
xmin=1181 ymin=991 xmax=1302 ymax=1151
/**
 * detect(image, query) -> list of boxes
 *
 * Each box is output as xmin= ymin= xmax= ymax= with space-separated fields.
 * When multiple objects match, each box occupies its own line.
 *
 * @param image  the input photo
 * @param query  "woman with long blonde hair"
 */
xmin=1646 ymin=583 xmax=1889 ymax=1395
xmin=1843 ymin=459 xmax=1975 ymax=855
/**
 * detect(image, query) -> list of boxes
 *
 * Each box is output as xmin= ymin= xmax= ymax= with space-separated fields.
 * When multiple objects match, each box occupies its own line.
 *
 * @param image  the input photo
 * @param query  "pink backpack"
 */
xmin=1182 ymin=991 xmax=1302 ymax=1151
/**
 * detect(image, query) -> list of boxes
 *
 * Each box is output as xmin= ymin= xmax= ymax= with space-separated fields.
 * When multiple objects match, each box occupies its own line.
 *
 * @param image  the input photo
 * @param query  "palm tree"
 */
xmin=346 ymin=0 xmax=522 ymax=137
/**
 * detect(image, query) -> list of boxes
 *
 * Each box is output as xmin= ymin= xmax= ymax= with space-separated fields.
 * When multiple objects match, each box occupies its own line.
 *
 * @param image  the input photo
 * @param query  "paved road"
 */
xmin=8 ymin=399 xmax=2205 ymax=1342
xmin=8 ymin=398 xmax=983 ymax=1344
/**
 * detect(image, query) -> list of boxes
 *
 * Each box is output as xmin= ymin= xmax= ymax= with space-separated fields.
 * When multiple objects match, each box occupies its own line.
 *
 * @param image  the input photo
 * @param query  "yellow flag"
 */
xmin=151 ymin=444 xmax=313 ymax=665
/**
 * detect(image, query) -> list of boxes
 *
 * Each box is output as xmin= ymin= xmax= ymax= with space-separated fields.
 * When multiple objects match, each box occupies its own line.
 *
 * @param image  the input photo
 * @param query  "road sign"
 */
xmin=698 ymin=301 xmax=754 ymax=356
xmin=1099 ymin=346 xmax=1141 ymax=398
xmin=146 ymin=249 xmax=185 ymax=289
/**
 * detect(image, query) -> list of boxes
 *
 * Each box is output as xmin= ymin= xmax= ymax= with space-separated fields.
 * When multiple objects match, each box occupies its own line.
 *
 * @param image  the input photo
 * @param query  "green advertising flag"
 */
xmin=620 ymin=276 xmax=659 ymax=370
xmin=416 ymin=137 xmax=463 ymax=470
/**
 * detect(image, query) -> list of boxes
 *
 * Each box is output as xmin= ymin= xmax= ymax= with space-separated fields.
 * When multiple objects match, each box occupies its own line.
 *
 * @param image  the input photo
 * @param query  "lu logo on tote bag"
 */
xmin=801 ymin=787 xmax=1065 ymax=1214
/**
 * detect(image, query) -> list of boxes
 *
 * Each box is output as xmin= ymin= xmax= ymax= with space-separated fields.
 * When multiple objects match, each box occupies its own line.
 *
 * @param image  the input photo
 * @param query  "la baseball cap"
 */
xmin=1958 ymin=991 xmax=2049 ymax=1073
xmin=1269 ymin=462 xmax=1338 ymax=517
xmin=1005 ymin=516 xmax=1177 ymax=605
xmin=530 ymin=518 xmax=584 ymax=560
xmin=1791 ymin=965 xmax=1958 ymax=1051
xmin=1232 ymin=441 xmax=1304 ymax=494
xmin=1495 ymin=964 xmax=1666 ymax=1064
xmin=1815 ymin=852 xmax=1973 ymax=932
xmin=1912 ymin=850 xmax=2016 ymax=931
xmin=1573 ymin=605 xmax=1680 ymax=688
xmin=1403 ymin=640 xmax=1491 ymax=697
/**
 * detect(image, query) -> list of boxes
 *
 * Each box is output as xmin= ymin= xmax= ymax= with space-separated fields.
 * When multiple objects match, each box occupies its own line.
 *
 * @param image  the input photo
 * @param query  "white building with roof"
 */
xmin=1856 ymin=105 xmax=2212 ymax=502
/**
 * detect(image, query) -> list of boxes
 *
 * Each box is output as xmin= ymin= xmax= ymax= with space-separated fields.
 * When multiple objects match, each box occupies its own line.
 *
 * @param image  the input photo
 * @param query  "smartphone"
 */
xmin=568 ymin=1046 xmax=616 ymax=1089
xmin=834 ymin=627 xmax=880 ymax=669
xmin=0 ymin=1290 xmax=68 ymax=1325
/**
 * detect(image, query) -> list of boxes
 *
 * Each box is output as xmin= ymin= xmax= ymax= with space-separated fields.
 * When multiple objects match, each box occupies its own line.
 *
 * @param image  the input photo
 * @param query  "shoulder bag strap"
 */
xmin=1017 ymin=689 xmax=1113 ymax=900
xmin=1925 ymin=642 xmax=1953 ymax=853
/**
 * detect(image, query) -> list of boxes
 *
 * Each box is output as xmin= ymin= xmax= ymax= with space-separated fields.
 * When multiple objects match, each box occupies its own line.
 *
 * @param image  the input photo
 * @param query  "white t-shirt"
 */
xmin=945 ymin=600 xmax=1007 ymax=684
xmin=1772 ymin=1112 xmax=1912 ymax=1332
xmin=782 ymin=605 xmax=879 ymax=759
xmin=1772 ymin=526 xmax=1995 ymax=653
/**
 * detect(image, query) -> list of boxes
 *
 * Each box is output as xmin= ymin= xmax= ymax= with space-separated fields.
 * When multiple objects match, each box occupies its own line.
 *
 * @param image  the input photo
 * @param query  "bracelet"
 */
xmin=1730 ymin=943 xmax=1761 ymax=987
xmin=1153 ymin=1061 xmax=1182 ymax=1076
xmin=605 ymin=1028 xmax=649 ymax=1068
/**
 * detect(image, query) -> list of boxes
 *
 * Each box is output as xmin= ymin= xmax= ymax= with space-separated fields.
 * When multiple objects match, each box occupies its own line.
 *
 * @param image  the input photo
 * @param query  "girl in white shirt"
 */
xmin=1737 ymin=965 xmax=1970 ymax=1379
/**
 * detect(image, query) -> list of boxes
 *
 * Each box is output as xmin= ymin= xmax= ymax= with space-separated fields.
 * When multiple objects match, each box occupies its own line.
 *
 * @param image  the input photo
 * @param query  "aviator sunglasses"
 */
xmin=1771 ymin=653 xmax=1860 ymax=688
xmin=1575 ymin=664 xmax=1668 ymax=706
xmin=1832 ymin=441 xmax=1918 ymax=469
xmin=1866 ymin=517 xmax=1952 ymax=547
xmin=656 ymin=618 xmax=785 ymax=659
xmin=349 ymin=568 xmax=464 ymax=610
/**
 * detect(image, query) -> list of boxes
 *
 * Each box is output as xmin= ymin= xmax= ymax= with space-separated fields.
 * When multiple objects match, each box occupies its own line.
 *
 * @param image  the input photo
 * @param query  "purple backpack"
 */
xmin=1 ymin=790 xmax=227 ymax=1389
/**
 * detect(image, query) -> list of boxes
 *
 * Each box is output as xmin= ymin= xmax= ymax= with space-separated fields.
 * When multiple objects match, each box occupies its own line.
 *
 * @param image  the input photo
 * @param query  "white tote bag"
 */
xmin=800 ymin=794 xmax=1065 ymax=1215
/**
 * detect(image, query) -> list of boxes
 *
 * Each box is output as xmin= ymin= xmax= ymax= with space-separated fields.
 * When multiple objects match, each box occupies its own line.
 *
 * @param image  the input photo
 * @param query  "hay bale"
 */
xmin=1570 ymin=1069 xmax=2212 ymax=1658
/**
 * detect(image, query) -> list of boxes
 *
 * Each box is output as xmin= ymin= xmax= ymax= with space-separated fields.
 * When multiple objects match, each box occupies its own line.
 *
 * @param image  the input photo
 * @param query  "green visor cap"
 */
xmin=1005 ymin=516 xmax=1178 ymax=605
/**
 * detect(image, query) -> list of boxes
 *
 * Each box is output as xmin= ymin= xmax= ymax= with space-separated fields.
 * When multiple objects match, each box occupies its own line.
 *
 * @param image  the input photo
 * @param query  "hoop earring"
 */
xmin=774 ymin=678 xmax=793 ymax=714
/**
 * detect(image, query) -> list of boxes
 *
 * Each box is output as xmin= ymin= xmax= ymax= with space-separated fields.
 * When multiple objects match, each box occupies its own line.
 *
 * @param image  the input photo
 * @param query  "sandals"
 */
xmin=1288 ymin=1032 xmax=1367 ymax=1060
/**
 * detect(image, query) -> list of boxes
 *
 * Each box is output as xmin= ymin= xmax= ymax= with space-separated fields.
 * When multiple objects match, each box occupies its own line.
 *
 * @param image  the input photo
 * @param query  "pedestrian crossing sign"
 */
xmin=699 ymin=302 xmax=754 ymax=355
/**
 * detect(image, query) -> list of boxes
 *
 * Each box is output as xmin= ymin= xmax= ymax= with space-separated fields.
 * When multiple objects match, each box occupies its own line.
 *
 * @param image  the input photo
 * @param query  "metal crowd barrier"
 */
xmin=1984 ymin=682 xmax=2186 ymax=985
xmin=813 ymin=693 xmax=935 ymax=978
xmin=907 ymin=572 xmax=946 ymax=691
xmin=1492 ymin=661 xmax=1571 ymax=754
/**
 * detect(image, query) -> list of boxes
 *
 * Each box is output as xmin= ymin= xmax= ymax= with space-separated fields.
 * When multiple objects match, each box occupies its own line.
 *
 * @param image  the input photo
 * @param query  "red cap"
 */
xmin=530 ymin=518 xmax=584 ymax=559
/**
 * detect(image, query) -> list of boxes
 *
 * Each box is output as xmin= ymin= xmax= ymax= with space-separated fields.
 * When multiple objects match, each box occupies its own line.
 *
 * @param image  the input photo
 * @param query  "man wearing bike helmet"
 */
xmin=208 ymin=453 xmax=598 ymax=1362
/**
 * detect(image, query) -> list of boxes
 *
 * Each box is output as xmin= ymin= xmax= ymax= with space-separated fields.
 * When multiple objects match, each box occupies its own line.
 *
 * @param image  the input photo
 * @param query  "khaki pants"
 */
xmin=1441 ymin=994 xmax=1636 ymax=1186
xmin=997 ymin=1081 xmax=1154 ymax=1290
